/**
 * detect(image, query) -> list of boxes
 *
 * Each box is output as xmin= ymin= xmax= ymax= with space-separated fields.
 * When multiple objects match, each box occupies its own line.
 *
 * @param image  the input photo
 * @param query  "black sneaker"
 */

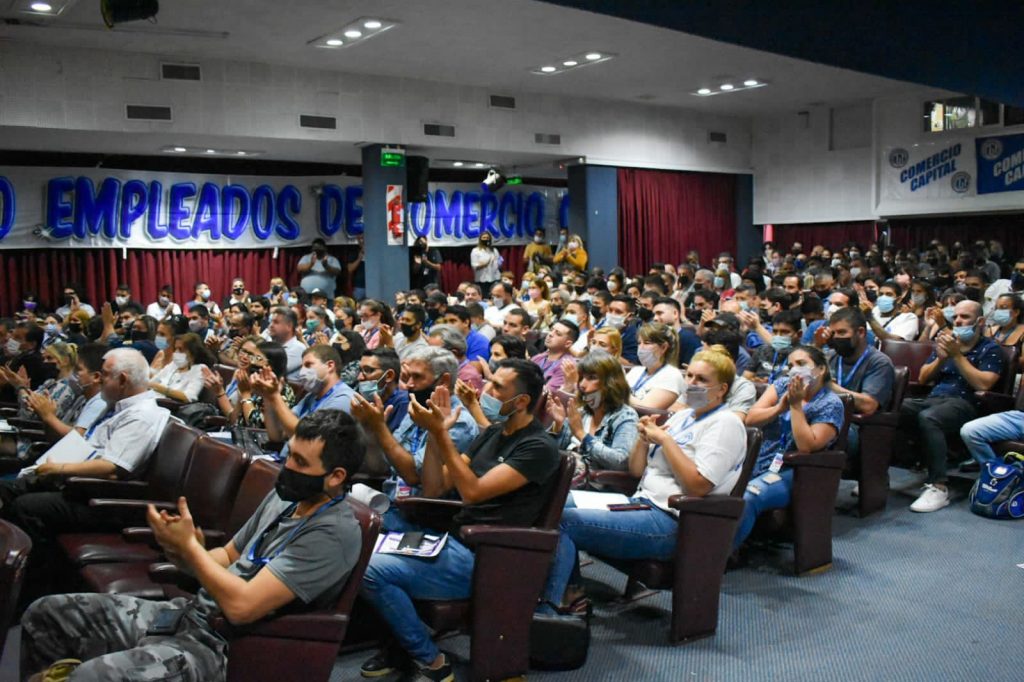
xmin=410 ymin=654 xmax=454 ymax=682
xmin=360 ymin=645 xmax=409 ymax=678
xmin=958 ymin=459 xmax=980 ymax=473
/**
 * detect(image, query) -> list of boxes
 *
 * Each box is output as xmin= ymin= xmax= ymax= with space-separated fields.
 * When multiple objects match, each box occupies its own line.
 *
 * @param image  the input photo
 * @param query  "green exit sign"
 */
xmin=381 ymin=150 xmax=405 ymax=168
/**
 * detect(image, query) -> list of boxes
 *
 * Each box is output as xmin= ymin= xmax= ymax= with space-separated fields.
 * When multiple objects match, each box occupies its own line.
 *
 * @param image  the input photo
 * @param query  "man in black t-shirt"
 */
xmin=359 ymin=359 xmax=559 ymax=682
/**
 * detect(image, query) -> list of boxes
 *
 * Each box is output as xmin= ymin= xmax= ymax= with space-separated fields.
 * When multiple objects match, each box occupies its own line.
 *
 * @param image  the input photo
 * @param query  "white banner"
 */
xmin=879 ymin=141 xmax=976 ymax=204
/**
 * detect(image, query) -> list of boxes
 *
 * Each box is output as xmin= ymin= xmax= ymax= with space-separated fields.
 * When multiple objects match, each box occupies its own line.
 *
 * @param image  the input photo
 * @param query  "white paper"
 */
xmin=18 ymin=429 xmax=95 ymax=478
xmin=0 ymin=419 xmax=15 ymax=433
xmin=374 ymin=531 xmax=448 ymax=557
xmin=349 ymin=483 xmax=390 ymax=514
xmin=570 ymin=490 xmax=632 ymax=510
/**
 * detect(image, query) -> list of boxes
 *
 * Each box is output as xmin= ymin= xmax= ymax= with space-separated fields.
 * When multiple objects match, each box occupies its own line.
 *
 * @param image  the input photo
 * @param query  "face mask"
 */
xmin=426 ymin=308 xmax=440 ymax=321
xmin=286 ymin=295 xmax=299 ymax=306
xmin=533 ymin=235 xmax=543 ymax=244
xmin=607 ymin=281 xmax=619 ymax=293
xmin=172 ymin=352 xmax=188 ymax=368
xmin=306 ymin=319 xmax=319 ymax=332
xmin=115 ymin=296 xmax=129 ymax=306
xmin=1011 ymin=272 xmax=1024 ymax=290
xmin=44 ymin=323 xmax=58 ymax=335
xmin=684 ymin=384 xmax=709 ymax=411
xmin=297 ymin=366 xmax=326 ymax=394
xmin=275 ymin=466 xmax=327 ymax=503
xmin=159 ymin=296 xmax=171 ymax=307
xmin=954 ymin=282 xmax=967 ymax=293
xmin=399 ymin=323 xmax=417 ymax=338
xmin=875 ymin=295 xmax=895 ymax=314
xmin=272 ymin=285 xmax=282 ymax=295
xmin=233 ymin=287 xmax=244 ymax=296
xmin=910 ymin=293 xmax=927 ymax=307
xmin=481 ymin=240 xmax=492 ymax=248
xmin=952 ymin=324 xmax=977 ymax=343
xmin=604 ymin=313 xmax=626 ymax=330
xmin=831 ymin=258 xmax=842 ymax=268
xmin=411 ymin=382 xmax=437 ymax=406
xmin=492 ymin=297 xmax=506 ymax=309
xmin=562 ymin=313 xmax=579 ymax=327
xmin=199 ymin=290 xmax=211 ymax=301
xmin=989 ymin=309 xmax=1012 ymax=327
xmin=68 ymin=323 xmax=82 ymax=334
xmin=713 ymin=277 xmax=725 ymax=289
xmin=637 ymin=308 xmax=654 ymax=323
xmin=849 ymin=267 xmax=861 ymax=278
xmin=65 ymin=295 xmax=75 ymax=306
xmin=581 ymin=390 xmax=602 ymax=411
xmin=155 ymin=335 xmax=170 ymax=350
xmin=788 ymin=365 xmax=816 ymax=384
xmin=770 ymin=335 xmax=792 ymax=351
xmin=188 ymin=319 xmax=206 ymax=333
xmin=357 ymin=375 xmax=385 ymax=401
xmin=6 ymin=338 xmax=22 ymax=355
xmin=829 ymin=336 xmax=856 ymax=358
xmin=941 ymin=306 xmax=956 ymax=324
xmin=637 ymin=347 xmax=660 ymax=369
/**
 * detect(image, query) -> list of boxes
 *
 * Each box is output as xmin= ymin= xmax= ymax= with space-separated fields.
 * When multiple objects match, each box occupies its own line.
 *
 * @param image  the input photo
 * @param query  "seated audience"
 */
xmin=149 ymin=332 xmax=214 ymax=403
xmin=356 ymin=348 xmax=409 ymax=432
xmin=427 ymin=324 xmax=484 ymax=393
xmin=204 ymin=339 xmax=297 ymax=428
xmin=146 ymin=283 xmax=181 ymax=320
xmin=531 ymin=319 xmax=579 ymax=393
xmin=626 ymin=322 xmax=685 ymax=410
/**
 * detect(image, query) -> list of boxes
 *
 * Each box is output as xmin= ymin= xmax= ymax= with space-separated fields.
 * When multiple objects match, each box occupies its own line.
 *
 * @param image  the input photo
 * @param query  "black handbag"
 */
xmin=529 ymin=601 xmax=590 ymax=671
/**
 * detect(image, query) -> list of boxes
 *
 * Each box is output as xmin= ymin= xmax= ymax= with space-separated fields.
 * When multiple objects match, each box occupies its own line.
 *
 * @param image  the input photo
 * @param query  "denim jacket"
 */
xmin=558 ymin=403 xmax=639 ymax=471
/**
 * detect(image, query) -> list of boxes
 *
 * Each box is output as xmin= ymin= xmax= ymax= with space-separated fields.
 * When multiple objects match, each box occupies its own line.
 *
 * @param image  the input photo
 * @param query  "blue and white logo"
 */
xmin=980 ymin=138 xmax=1003 ymax=161
xmin=951 ymin=171 xmax=971 ymax=194
xmin=888 ymin=148 xmax=909 ymax=169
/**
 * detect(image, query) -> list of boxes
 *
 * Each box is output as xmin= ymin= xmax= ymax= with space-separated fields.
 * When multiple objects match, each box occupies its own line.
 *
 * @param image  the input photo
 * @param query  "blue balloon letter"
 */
xmin=251 ymin=185 xmax=275 ymax=240
xmin=167 ymin=183 xmax=196 ymax=241
xmin=221 ymin=185 xmax=250 ymax=241
xmin=191 ymin=182 xmax=221 ymax=240
xmin=275 ymin=185 xmax=301 ymax=240
xmin=318 ymin=185 xmax=344 ymax=237
xmin=119 ymin=180 xmax=148 ymax=239
xmin=0 ymin=176 xmax=15 ymax=241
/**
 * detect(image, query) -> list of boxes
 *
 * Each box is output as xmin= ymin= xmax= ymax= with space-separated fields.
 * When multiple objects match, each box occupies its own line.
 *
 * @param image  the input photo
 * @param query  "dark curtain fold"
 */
xmin=769 ymin=222 xmax=878 ymax=250
xmin=888 ymin=214 xmax=1024 ymax=256
xmin=617 ymin=168 xmax=736 ymax=275
xmin=438 ymin=246 xmax=525 ymax=293
xmin=0 ymin=246 xmax=359 ymax=316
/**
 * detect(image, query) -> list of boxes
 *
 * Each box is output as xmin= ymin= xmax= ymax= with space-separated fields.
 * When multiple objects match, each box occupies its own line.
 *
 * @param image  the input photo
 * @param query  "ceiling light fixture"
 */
xmin=744 ymin=79 xmax=759 ymax=86
xmin=697 ymin=88 xmax=711 ymax=95
xmin=172 ymin=146 xmax=186 ymax=152
xmin=205 ymin=149 xmax=216 ymax=154
xmin=453 ymin=161 xmax=464 ymax=167
xmin=585 ymin=52 xmax=602 ymax=60
xmin=540 ymin=66 xmax=557 ymax=73
xmin=691 ymin=78 xmax=768 ymax=97
xmin=532 ymin=50 xmax=616 ymax=75
xmin=474 ymin=162 xmax=485 ymax=168
xmin=30 ymin=2 xmax=53 ymax=11
xmin=563 ymin=60 xmax=578 ymax=66
xmin=312 ymin=17 xmax=398 ymax=49
xmin=720 ymin=83 xmax=734 ymax=91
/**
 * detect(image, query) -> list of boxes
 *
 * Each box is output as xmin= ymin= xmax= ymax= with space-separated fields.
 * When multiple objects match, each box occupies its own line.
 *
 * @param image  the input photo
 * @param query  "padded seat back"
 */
xmin=833 ymin=394 xmax=855 ymax=453
xmin=0 ymin=520 xmax=31 ymax=659
xmin=225 ymin=459 xmax=281 ymax=537
xmin=880 ymin=339 xmax=935 ymax=385
xmin=731 ymin=427 xmax=763 ymax=496
xmin=181 ymin=436 xmax=248 ymax=531
xmin=142 ymin=420 xmax=202 ymax=500
xmin=535 ymin=454 xmax=576 ymax=530
xmin=890 ymin=366 xmax=910 ymax=411
xmin=215 ymin=364 xmax=237 ymax=387
xmin=994 ymin=344 xmax=1020 ymax=395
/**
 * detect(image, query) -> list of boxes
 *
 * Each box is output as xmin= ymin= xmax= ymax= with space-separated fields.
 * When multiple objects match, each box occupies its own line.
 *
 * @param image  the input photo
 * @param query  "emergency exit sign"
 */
xmin=381 ymin=149 xmax=405 ymax=167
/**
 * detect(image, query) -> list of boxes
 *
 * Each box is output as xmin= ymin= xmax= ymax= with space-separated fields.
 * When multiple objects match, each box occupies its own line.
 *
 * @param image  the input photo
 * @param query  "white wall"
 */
xmin=751 ymin=104 xmax=875 ymax=225
xmin=0 ymin=42 xmax=752 ymax=175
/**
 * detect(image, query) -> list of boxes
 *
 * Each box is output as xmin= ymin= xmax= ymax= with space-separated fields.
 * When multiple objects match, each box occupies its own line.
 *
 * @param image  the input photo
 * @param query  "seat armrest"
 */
xmin=851 ymin=412 xmax=899 ymax=428
xmin=148 ymin=562 xmax=200 ymax=592
xmin=587 ymin=470 xmax=640 ymax=495
xmin=459 ymin=525 xmax=559 ymax=552
xmin=122 ymin=527 xmax=157 ymax=545
xmin=667 ymin=494 xmax=744 ymax=518
xmin=974 ymin=391 xmax=1014 ymax=415
xmin=783 ymin=450 xmax=846 ymax=469
xmin=15 ymin=428 xmax=46 ymax=441
xmin=0 ymin=458 xmax=30 ymax=475
xmin=209 ymin=613 xmax=348 ymax=642
xmin=201 ymin=415 xmax=228 ymax=429
xmin=63 ymin=478 xmax=150 ymax=502
xmin=394 ymin=497 xmax=463 ymax=531
xmin=202 ymin=529 xmax=227 ymax=548
xmin=156 ymin=398 xmax=182 ymax=411
xmin=88 ymin=498 xmax=176 ymax=513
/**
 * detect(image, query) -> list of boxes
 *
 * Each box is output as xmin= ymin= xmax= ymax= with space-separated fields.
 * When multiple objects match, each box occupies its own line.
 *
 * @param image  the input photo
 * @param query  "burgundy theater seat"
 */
xmin=852 ymin=366 xmax=909 ymax=516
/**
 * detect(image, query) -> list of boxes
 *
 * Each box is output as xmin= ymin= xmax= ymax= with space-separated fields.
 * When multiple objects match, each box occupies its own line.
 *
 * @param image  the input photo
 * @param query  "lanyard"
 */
xmin=85 ymin=409 xmax=115 ymax=440
xmin=651 ymin=403 xmax=726 ymax=459
xmin=536 ymin=354 xmax=558 ymax=376
xmin=767 ymin=350 xmax=783 ymax=383
xmin=299 ymin=385 xmax=336 ymax=417
xmin=363 ymin=327 xmax=379 ymax=343
xmin=226 ymin=379 xmax=238 ymax=397
xmin=837 ymin=349 xmax=869 ymax=388
xmin=408 ymin=426 xmax=427 ymax=453
xmin=631 ymin=364 xmax=664 ymax=393
xmin=247 ymin=494 xmax=346 ymax=566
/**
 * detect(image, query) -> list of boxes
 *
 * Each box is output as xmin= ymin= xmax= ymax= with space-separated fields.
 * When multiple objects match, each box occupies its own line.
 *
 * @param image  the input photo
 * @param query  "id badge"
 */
xmin=762 ymin=473 xmax=782 ymax=484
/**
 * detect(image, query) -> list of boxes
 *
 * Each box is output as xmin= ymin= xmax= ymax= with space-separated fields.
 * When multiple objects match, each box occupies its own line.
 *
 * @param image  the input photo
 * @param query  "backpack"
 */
xmin=969 ymin=453 xmax=1024 ymax=519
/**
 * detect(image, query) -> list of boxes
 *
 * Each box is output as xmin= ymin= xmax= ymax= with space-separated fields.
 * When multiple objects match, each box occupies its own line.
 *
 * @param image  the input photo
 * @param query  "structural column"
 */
xmin=568 ymin=164 xmax=618 ymax=273
xmin=360 ymin=144 xmax=410 ymax=301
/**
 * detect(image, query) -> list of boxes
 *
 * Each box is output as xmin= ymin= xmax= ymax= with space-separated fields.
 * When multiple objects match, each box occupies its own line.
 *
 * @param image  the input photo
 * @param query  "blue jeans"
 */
xmin=734 ymin=468 xmax=794 ymax=549
xmin=541 ymin=496 xmax=679 ymax=609
xmin=960 ymin=411 xmax=1024 ymax=465
xmin=360 ymin=528 xmax=475 ymax=664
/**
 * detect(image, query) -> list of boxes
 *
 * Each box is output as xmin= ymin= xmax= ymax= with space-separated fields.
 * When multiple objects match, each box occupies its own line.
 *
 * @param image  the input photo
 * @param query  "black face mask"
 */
xmin=829 ymin=336 xmax=857 ymax=358
xmin=275 ymin=466 xmax=328 ymax=503
xmin=551 ymin=305 xmax=564 ymax=317
xmin=272 ymin=285 xmax=282 ymax=295
xmin=400 ymin=323 xmax=417 ymax=338
xmin=637 ymin=308 xmax=655 ymax=323
xmin=426 ymin=308 xmax=440 ymax=321
xmin=233 ymin=287 xmax=244 ymax=296
xmin=1012 ymin=271 xmax=1024 ymax=291
xmin=68 ymin=323 xmax=82 ymax=334
xmin=678 ymin=276 xmax=691 ymax=286
xmin=411 ymin=383 xmax=436 ymax=406
xmin=574 ymin=286 xmax=586 ymax=295
xmin=592 ymin=308 xmax=605 ymax=321
xmin=65 ymin=295 xmax=75 ymax=305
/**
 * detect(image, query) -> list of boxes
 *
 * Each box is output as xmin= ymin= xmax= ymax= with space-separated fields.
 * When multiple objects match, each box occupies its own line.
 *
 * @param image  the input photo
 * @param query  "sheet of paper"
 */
xmin=34 ymin=429 xmax=94 ymax=466
xmin=570 ymin=490 xmax=632 ymax=510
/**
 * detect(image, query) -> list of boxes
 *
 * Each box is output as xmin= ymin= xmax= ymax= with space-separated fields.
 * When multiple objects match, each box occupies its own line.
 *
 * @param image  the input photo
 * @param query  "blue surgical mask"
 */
xmin=713 ymin=277 xmax=726 ymax=289
xmin=770 ymin=335 xmax=793 ymax=351
xmin=357 ymin=378 xmax=382 ymax=401
xmin=942 ymin=306 xmax=956 ymax=323
xmin=155 ymin=335 xmax=170 ymax=350
xmin=738 ymin=301 xmax=750 ymax=312
xmin=876 ymin=295 xmax=895 ymax=314
xmin=480 ymin=392 xmax=508 ymax=423
xmin=562 ymin=313 xmax=579 ymax=327
xmin=952 ymin=324 xmax=977 ymax=343
xmin=44 ymin=323 xmax=58 ymax=335
xmin=989 ymin=309 xmax=1012 ymax=327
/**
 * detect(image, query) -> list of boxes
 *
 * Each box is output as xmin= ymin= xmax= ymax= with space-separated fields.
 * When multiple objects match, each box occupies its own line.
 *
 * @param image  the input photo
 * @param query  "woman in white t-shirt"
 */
xmin=625 ymin=323 xmax=686 ymax=410
xmin=540 ymin=345 xmax=747 ymax=611
xmin=149 ymin=332 xmax=212 ymax=403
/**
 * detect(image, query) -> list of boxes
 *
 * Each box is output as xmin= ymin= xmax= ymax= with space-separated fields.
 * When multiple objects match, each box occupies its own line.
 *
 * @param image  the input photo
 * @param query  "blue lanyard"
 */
xmin=247 ymin=494 xmax=346 ymax=566
xmin=226 ymin=379 xmax=238 ymax=397
xmin=408 ymin=426 xmax=427 ymax=453
xmin=300 ymin=385 xmax=336 ymax=417
xmin=837 ymin=349 xmax=869 ymax=388
xmin=767 ymin=351 xmax=783 ymax=383
xmin=85 ymin=409 xmax=115 ymax=440
xmin=631 ymin=365 xmax=664 ymax=393
xmin=536 ymin=354 xmax=558 ymax=376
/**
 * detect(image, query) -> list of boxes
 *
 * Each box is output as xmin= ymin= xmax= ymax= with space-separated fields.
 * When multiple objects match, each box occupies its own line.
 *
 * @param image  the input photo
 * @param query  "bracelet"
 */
xmin=216 ymin=392 xmax=227 ymax=399
xmin=240 ymin=398 xmax=254 ymax=405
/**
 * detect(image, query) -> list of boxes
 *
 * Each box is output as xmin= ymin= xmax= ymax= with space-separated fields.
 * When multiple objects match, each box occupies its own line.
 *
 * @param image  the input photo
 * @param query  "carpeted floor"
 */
xmin=3 ymin=471 xmax=1022 ymax=681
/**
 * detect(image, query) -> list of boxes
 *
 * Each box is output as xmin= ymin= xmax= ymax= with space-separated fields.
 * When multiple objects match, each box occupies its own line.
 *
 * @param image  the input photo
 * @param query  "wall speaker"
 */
xmin=407 ymin=156 xmax=429 ymax=203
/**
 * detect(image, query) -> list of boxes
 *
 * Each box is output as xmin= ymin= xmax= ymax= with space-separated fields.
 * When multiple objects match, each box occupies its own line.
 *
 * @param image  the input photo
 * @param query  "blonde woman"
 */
xmin=626 ymin=323 xmax=685 ymax=409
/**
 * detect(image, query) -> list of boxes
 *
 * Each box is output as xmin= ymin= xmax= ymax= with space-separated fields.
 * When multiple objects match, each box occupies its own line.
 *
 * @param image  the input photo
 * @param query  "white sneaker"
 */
xmin=851 ymin=483 xmax=859 ymax=497
xmin=910 ymin=484 xmax=950 ymax=513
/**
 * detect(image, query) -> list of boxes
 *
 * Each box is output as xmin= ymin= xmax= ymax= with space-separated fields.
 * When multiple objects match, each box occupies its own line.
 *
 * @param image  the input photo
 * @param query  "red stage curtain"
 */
xmin=768 ymin=221 xmax=878 ymax=251
xmin=0 ymin=246 xmax=358 ymax=316
xmin=617 ymin=168 xmax=736 ymax=276
xmin=888 ymin=214 xmax=1024 ymax=256
xmin=438 ymin=246 xmax=525 ymax=293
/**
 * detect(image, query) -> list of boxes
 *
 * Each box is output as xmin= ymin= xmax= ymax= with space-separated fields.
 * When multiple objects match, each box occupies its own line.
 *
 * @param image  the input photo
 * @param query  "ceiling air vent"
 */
xmin=534 ymin=133 xmax=561 ymax=145
xmin=489 ymin=94 xmax=517 ymax=109
xmin=125 ymin=104 xmax=172 ymax=121
xmin=299 ymin=114 xmax=337 ymax=130
xmin=161 ymin=63 xmax=202 ymax=81
xmin=708 ymin=131 xmax=728 ymax=143
xmin=423 ymin=123 xmax=456 ymax=137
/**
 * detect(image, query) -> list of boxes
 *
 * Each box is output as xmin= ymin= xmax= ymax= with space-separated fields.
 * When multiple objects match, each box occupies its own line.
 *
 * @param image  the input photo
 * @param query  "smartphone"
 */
xmin=397 ymin=531 xmax=425 ymax=550
xmin=146 ymin=608 xmax=185 ymax=636
xmin=607 ymin=503 xmax=652 ymax=511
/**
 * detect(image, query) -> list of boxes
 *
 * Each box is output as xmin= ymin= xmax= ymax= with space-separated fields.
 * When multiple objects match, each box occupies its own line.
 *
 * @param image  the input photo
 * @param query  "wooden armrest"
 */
xmin=201 ymin=415 xmax=229 ymax=429
xmin=63 ymin=478 xmax=150 ymax=501
xmin=210 ymin=613 xmax=348 ymax=642
xmin=783 ymin=450 xmax=846 ymax=469
xmin=667 ymin=493 xmax=744 ymax=518
xmin=459 ymin=525 xmax=559 ymax=552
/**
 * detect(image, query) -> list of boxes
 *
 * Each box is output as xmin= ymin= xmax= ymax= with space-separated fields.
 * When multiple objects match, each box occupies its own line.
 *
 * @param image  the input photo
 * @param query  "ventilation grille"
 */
xmin=708 ymin=131 xmax=728 ymax=143
xmin=489 ymin=94 xmax=516 ymax=109
xmin=423 ymin=123 xmax=456 ymax=137
xmin=299 ymin=114 xmax=337 ymax=130
xmin=161 ymin=63 xmax=202 ymax=81
xmin=125 ymin=104 xmax=172 ymax=121
xmin=534 ymin=133 xmax=561 ymax=145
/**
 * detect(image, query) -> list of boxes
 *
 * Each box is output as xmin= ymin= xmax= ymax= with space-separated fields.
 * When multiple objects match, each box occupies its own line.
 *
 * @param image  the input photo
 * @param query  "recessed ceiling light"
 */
xmin=585 ymin=53 xmax=602 ymax=61
xmin=744 ymin=79 xmax=759 ymax=87
xmin=236 ymin=151 xmax=246 ymax=156
xmin=474 ymin=162 xmax=485 ymax=168
xmin=344 ymin=29 xmax=362 ymax=38
xmin=30 ymin=2 xmax=53 ymax=11
xmin=453 ymin=161 xmax=464 ymax=167
xmin=697 ymin=88 xmax=711 ymax=95
xmin=720 ymin=83 xmax=734 ymax=91
xmin=205 ymin=149 xmax=216 ymax=154
xmin=325 ymin=38 xmax=343 ymax=46
xmin=364 ymin=19 xmax=382 ymax=29
xmin=541 ymin=66 xmax=557 ymax=73
xmin=563 ymin=60 xmax=578 ymax=67
xmin=172 ymin=146 xmax=186 ymax=152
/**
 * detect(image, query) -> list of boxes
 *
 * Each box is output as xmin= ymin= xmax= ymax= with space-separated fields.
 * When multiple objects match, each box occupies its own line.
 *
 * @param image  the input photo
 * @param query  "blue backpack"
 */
xmin=969 ymin=453 xmax=1024 ymax=519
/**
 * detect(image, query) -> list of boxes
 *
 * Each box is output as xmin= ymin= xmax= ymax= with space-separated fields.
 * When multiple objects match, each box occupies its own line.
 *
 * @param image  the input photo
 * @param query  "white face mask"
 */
xmin=637 ymin=346 xmax=660 ymax=369
xmin=172 ymin=352 xmax=188 ymax=368
xmin=6 ymin=338 xmax=22 ymax=355
xmin=115 ymin=295 xmax=129 ymax=306
xmin=604 ymin=313 xmax=626 ymax=330
xmin=581 ymin=390 xmax=602 ymax=411
xmin=298 ymin=366 xmax=325 ymax=393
